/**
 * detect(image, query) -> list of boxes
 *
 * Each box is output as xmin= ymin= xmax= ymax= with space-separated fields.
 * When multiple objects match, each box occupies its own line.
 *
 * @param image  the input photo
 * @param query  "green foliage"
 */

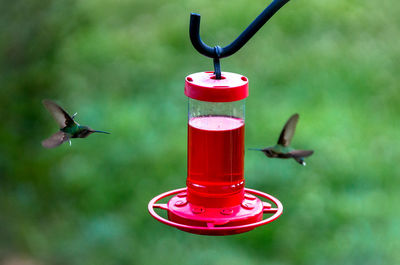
xmin=1 ymin=0 xmax=399 ymax=264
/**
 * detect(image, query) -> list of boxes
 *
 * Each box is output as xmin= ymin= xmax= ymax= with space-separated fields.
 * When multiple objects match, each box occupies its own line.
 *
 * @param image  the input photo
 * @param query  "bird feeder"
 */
xmin=148 ymin=0 xmax=289 ymax=235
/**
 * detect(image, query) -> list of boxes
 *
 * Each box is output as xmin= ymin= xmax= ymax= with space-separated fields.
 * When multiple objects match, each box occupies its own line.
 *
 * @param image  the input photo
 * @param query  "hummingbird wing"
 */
xmin=288 ymin=150 xmax=314 ymax=158
xmin=42 ymin=131 xmax=69 ymax=148
xmin=42 ymin=99 xmax=76 ymax=128
xmin=277 ymin=113 xmax=299 ymax=147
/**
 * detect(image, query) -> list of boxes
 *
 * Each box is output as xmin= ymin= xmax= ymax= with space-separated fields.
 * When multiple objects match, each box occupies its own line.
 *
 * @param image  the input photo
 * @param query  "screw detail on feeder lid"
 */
xmin=185 ymin=71 xmax=249 ymax=102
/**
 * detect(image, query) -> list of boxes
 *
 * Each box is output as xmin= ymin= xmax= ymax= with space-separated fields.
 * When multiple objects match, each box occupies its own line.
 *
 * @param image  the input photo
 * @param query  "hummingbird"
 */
xmin=249 ymin=113 xmax=314 ymax=166
xmin=42 ymin=99 xmax=110 ymax=148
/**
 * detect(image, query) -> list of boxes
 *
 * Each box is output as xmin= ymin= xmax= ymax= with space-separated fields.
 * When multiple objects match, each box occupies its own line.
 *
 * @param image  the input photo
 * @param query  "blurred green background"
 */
xmin=1 ymin=0 xmax=399 ymax=264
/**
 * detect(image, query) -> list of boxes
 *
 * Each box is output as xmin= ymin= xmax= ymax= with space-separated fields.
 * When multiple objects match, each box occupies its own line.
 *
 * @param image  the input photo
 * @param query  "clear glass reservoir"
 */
xmin=187 ymin=98 xmax=246 ymax=206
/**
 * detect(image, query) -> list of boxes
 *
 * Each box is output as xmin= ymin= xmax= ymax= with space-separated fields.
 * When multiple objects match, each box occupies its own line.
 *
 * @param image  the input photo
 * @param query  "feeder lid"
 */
xmin=185 ymin=71 xmax=248 ymax=102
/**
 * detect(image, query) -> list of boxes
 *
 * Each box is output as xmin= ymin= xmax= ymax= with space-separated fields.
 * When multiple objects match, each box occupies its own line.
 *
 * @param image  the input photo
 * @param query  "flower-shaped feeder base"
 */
xmin=148 ymin=187 xmax=283 ymax=236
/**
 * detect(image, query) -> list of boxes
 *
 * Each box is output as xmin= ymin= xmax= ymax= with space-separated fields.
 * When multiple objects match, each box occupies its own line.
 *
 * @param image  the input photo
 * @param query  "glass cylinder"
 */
xmin=184 ymin=71 xmax=248 ymax=207
xmin=186 ymin=98 xmax=246 ymax=206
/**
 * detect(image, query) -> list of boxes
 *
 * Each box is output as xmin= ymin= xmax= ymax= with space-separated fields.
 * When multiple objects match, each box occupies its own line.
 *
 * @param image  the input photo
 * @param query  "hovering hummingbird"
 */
xmin=249 ymin=113 xmax=314 ymax=166
xmin=42 ymin=99 xmax=110 ymax=148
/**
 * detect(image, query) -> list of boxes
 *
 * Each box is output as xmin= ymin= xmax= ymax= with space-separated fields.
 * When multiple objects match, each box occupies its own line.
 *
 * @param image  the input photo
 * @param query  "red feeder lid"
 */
xmin=185 ymin=71 xmax=249 ymax=102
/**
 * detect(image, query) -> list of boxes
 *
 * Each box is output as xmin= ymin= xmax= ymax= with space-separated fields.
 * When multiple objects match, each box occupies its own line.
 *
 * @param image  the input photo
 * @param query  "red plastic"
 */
xmin=185 ymin=72 xmax=249 ymax=102
xmin=148 ymin=187 xmax=283 ymax=236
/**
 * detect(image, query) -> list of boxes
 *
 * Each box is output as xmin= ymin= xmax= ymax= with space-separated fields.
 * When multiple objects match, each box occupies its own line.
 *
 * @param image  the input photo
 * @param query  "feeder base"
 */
xmin=148 ymin=187 xmax=283 ymax=236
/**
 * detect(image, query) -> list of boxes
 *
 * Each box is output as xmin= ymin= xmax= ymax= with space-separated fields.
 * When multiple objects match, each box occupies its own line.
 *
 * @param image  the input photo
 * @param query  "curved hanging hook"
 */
xmin=189 ymin=0 xmax=290 ymax=60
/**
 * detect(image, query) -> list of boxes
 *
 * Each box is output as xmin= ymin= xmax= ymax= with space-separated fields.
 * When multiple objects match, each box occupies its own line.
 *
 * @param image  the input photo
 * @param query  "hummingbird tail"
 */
xmin=92 ymin=130 xmax=110 ymax=134
xmin=248 ymin=148 xmax=263 ymax=151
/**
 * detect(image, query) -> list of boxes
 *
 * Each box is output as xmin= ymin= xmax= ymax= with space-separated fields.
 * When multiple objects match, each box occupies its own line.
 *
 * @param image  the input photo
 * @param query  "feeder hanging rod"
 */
xmin=189 ymin=0 xmax=290 ymax=78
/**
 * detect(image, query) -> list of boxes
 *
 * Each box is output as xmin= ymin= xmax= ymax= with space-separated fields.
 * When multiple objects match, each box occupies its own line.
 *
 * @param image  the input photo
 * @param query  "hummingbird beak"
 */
xmin=91 ymin=130 xmax=110 ymax=134
xmin=248 ymin=148 xmax=263 ymax=151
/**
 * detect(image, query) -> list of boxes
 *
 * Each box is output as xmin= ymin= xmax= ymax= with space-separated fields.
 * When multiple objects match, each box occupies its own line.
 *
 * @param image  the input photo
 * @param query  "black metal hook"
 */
xmin=213 ymin=46 xmax=222 ymax=79
xmin=189 ymin=0 xmax=290 ymax=78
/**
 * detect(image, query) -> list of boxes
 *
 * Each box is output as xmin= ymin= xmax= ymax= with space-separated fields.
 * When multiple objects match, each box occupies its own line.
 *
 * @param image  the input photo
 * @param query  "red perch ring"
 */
xmin=148 ymin=187 xmax=283 ymax=236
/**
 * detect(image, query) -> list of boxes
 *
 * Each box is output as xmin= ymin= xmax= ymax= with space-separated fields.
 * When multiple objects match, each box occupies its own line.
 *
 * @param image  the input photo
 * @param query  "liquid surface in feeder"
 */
xmin=187 ymin=115 xmax=245 ymax=197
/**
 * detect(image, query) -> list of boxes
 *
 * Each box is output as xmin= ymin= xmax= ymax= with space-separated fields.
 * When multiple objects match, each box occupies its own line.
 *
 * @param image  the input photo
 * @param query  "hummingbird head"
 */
xmin=77 ymin=126 xmax=110 ymax=138
xmin=76 ymin=126 xmax=95 ymax=138
xmin=261 ymin=148 xmax=275 ymax=158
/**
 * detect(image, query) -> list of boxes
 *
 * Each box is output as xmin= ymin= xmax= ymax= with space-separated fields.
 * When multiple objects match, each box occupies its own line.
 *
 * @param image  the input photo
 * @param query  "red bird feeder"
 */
xmin=148 ymin=0 xmax=289 ymax=235
xmin=149 ymin=72 xmax=283 ymax=235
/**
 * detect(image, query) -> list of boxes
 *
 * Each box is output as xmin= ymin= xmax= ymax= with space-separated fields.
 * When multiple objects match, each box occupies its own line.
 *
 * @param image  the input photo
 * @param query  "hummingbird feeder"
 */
xmin=148 ymin=0 xmax=289 ymax=235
